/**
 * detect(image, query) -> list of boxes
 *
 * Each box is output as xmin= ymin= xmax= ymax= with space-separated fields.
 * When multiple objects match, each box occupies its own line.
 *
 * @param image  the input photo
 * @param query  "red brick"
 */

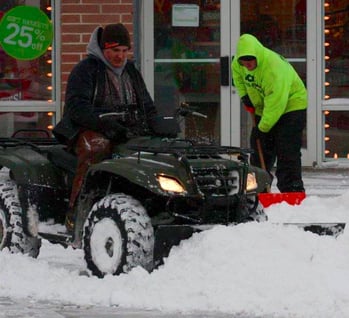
xmin=61 ymin=15 xmax=81 ymax=23
xmin=101 ymin=4 xmax=132 ymax=13
xmin=61 ymin=24 xmax=97 ymax=34
xmin=83 ymin=0 xmax=121 ymax=3
xmin=61 ymin=34 xmax=81 ymax=43
xmin=62 ymin=4 xmax=101 ymax=14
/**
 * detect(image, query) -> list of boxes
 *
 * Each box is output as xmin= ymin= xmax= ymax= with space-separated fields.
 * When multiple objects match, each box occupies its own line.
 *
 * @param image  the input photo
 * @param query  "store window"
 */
xmin=323 ymin=0 xmax=349 ymax=160
xmin=154 ymin=1 xmax=221 ymax=143
xmin=0 ymin=1 xmax=55 ymax=137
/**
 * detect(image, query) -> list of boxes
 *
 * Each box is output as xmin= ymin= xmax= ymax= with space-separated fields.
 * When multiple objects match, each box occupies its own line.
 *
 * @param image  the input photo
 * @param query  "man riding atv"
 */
xmin=0 ymin=23 xmax=271 ymax=278
xmin=53 ymin=23 xmax=157 ymax=231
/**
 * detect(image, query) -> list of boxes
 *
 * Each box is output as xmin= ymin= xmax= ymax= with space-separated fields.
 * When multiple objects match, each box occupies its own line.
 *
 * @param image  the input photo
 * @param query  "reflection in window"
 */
xmin=324 ymin=1 xmax=349 ymax=99
xmin=0 ymin=112 xmax=54 ymax=138
xmin=0 ymin=2 xmax=53 ymax=102
xmin=241 ymin=0 xmax=306 ymax=60
xmin=323 ymin=111 xmax=349 ymax=159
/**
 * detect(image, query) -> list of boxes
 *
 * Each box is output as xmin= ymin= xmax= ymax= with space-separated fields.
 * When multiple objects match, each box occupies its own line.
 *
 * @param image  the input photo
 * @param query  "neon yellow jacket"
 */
xmin=231 ymin=34 xmax=307 ymax=132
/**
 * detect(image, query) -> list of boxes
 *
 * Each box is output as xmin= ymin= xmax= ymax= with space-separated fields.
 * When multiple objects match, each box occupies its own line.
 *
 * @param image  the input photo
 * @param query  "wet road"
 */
xmin=0 ymin=297 xmax=252 ymax=318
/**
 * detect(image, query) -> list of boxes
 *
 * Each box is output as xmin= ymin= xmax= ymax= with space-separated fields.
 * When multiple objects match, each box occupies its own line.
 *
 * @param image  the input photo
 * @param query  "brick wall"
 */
xmin=60 ymin=0 xmax=134 ymax=106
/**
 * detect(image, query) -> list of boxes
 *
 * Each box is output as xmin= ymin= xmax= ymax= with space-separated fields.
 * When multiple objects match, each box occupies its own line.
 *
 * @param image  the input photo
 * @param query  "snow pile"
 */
xmin=0 ymin=192 xmax=349 ymax=318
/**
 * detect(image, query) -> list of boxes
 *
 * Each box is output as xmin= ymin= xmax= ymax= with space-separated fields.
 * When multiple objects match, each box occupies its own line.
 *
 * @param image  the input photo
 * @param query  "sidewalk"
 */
xmin=270 ymin=166 xmax=349 ymax=197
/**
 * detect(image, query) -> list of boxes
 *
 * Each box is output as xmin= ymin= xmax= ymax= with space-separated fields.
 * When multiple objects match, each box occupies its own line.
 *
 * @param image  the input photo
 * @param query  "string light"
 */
xmin=323 ymin=2 xmax=332 ymax=159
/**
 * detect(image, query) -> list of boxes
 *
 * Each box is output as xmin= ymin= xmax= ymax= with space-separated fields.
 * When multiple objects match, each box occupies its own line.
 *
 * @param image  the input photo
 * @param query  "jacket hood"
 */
xmin=86 ymin=27 xmax=126 ymax=75
xmin=236 ymin=34 xmax=265 ymax=64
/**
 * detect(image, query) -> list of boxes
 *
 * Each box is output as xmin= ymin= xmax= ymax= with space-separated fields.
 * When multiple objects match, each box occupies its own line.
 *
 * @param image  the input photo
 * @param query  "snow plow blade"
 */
xmin=153 ymin=221 xmax=345 ymax=268
xmin=258 ymin=193 xmax=345 ymax=237
xmin=259 ymin=192 xmax=306 ymax=208
xmin=282 ymin=222 xmax=346 ymax=238
xmin=153 ymin=224 xmax=212 ymax=267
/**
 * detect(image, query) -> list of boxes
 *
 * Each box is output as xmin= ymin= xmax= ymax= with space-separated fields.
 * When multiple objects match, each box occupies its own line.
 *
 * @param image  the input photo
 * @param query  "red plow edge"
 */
xmin=258 ymin=192 xmax=306 ymax=208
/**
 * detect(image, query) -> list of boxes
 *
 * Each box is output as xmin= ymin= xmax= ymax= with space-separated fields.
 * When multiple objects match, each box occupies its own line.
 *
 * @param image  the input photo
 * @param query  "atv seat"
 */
xmin=46 ymin=145 xmax=77 ymax=174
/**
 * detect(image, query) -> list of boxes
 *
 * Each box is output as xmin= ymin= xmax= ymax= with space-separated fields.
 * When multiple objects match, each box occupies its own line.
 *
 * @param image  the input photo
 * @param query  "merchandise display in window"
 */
xmin=0 ymin=3 xmax=53 ymax=101
xmin=0 ymin=1 xmax=54 ymax=137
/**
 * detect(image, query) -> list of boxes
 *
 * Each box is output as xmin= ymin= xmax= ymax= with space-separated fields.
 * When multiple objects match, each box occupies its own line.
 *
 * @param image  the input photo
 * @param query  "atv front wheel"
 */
xmin=249 ymin=201 xmax=268 ymax=222
xmin=246 ymin=195 xmax=268 ymax=222
xmin=83 ymin=193 xmax=154 ymax=278
xmin=0 ymin=203 xmax=10 ymax=250
xmin=0 ymin=180 xmax=41 ymax=257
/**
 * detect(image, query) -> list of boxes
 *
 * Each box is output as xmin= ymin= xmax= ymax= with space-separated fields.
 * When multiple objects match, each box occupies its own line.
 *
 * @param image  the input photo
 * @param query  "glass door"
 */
xmin=239 ymin=0 xmax=308 ymax=149
xmin=153 ymin=0 xmax=226 ymax=144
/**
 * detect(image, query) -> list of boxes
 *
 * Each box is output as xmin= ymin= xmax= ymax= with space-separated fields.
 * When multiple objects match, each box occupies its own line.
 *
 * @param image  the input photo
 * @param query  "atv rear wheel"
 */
xmin=0 ymin=180 xmax=41 ymax=257
xmin=83 ymin=193 xmax=154 ymax=278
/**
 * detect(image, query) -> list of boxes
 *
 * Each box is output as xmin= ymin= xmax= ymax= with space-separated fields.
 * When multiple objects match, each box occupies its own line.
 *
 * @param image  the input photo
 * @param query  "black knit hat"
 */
xmin=100 ymin=23 xmax=131 ymax=49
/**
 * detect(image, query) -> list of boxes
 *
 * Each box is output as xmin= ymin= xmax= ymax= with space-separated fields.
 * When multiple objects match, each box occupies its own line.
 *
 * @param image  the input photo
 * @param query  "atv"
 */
xmin=0 ymin=105 xmax=273 ymax=277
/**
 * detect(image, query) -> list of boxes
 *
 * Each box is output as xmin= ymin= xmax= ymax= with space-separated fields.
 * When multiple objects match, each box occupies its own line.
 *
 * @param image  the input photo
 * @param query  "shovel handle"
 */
xmin=251 ymin=113 xmax=267 ymax=171
xmin=251 ymin=113 xmax=271 ymax=193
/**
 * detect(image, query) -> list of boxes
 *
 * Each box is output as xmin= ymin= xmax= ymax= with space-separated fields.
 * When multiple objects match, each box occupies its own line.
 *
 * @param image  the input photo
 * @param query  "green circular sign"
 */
xmin=0 ymin=5 xmax=53 ymax=60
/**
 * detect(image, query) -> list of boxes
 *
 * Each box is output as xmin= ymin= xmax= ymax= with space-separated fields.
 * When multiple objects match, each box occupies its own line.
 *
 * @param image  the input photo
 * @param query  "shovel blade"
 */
xmin=258 ymin=192 xmax=306 ymax=208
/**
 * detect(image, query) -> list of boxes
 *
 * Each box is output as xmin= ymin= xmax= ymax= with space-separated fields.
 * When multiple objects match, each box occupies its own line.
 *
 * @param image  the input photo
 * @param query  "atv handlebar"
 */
xmin=176 ymin=102 xmax=207 ymax=119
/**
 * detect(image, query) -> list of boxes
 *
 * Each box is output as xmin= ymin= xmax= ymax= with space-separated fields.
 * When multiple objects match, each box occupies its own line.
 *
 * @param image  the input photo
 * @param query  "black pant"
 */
xmin=250 ymin=110 xmax=306 ymax=192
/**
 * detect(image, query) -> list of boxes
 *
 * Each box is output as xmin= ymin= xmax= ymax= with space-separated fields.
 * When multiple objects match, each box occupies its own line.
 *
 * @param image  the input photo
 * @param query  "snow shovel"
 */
xmin=250 ymin=113 xmax=306 ymax=207
xmin=249 ymin=114 xmax=345 ymax=236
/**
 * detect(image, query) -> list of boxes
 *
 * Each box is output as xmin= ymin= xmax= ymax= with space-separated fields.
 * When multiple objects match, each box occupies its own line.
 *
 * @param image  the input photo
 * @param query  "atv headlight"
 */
xmin=157 ymin=175 xmax=186 ymax=193
xmin=246 ymin=172 xmax=258 ymax=192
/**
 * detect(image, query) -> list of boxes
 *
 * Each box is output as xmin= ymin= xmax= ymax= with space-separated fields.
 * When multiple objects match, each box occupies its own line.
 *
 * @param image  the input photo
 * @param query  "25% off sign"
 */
xmin=0 ymin=5 xmax=53 ymax=60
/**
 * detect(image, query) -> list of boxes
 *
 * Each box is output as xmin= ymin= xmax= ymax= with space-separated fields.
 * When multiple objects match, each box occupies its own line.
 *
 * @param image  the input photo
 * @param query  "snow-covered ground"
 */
xmin=0 ymin=168 xmax=349 ymax=318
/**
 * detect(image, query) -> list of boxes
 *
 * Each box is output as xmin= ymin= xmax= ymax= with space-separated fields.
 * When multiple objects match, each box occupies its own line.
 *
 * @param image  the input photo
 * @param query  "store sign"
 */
xmin=172 ymin=4 xmax=199 ymax=27
xmin=0 ymin=5 xmax=53 ymax=60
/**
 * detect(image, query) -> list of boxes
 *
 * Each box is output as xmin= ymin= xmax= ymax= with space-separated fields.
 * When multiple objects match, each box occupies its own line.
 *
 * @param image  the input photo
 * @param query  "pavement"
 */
xmin=301 ymin=166 xmax=349 ymax=197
